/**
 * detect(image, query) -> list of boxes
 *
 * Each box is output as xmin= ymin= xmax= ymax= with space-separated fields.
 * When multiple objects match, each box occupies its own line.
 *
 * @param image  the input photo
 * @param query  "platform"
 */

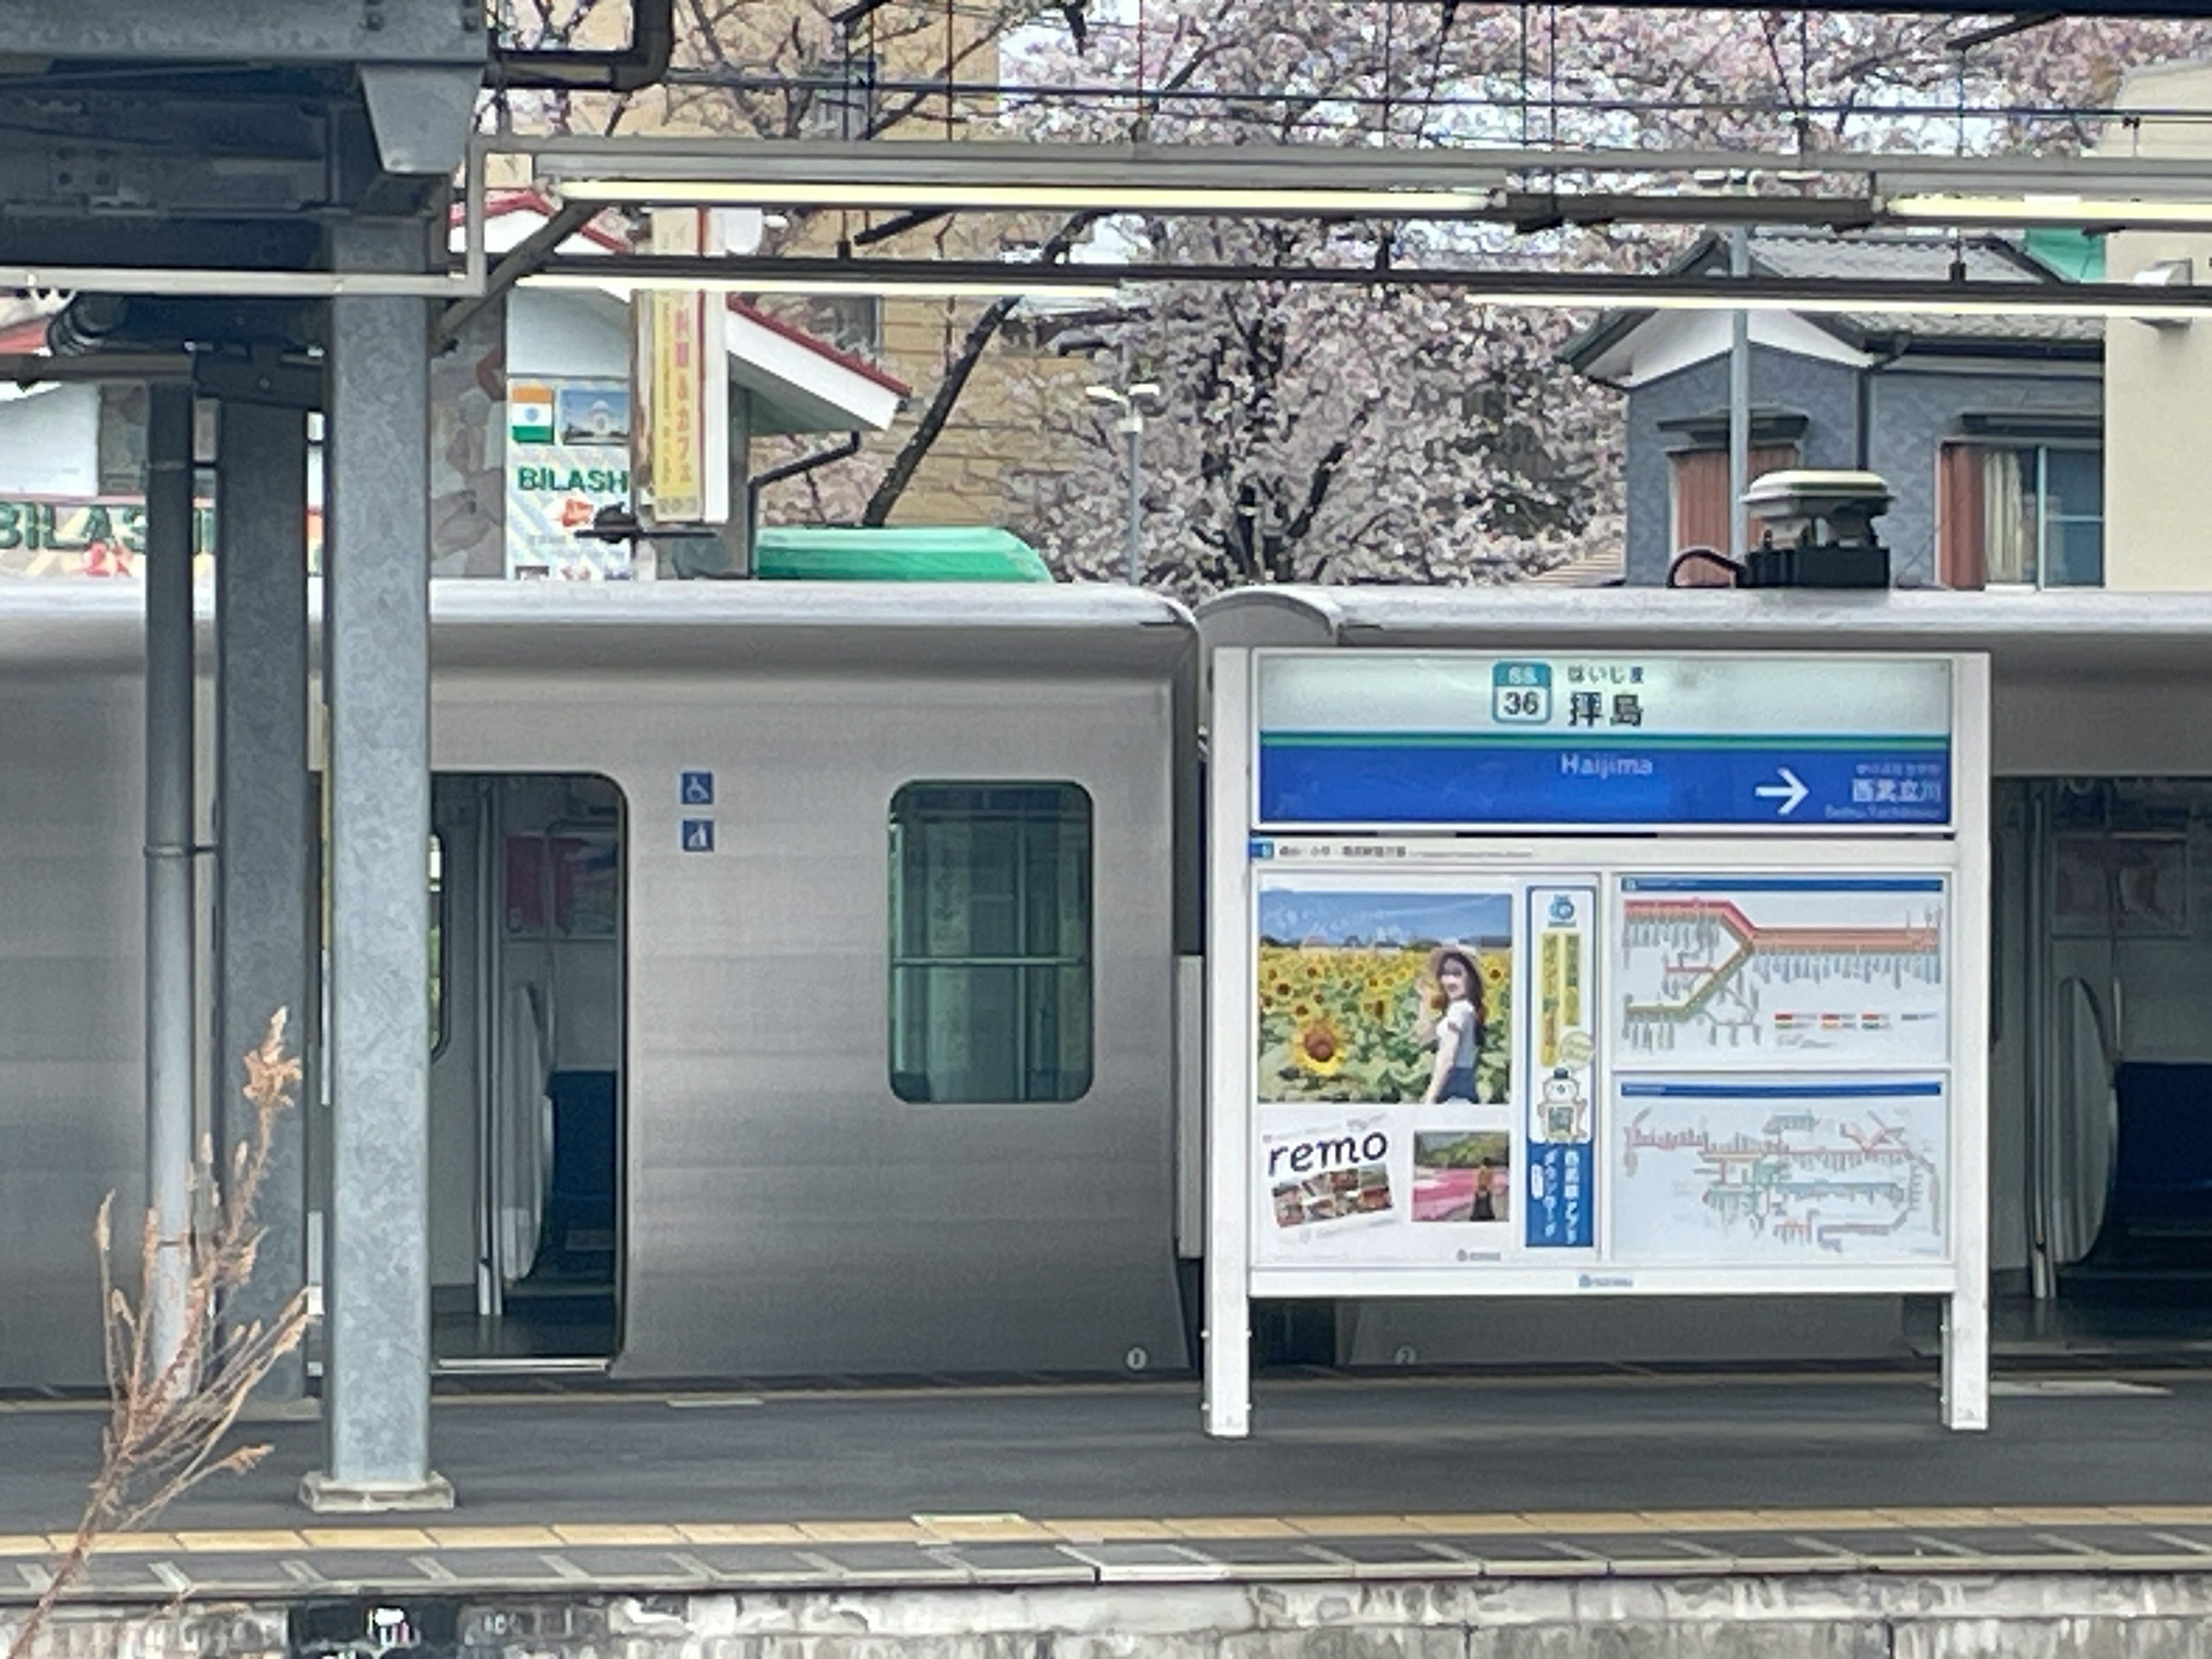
xmin=5 ymin=1369 xmax=2212 ymax=1605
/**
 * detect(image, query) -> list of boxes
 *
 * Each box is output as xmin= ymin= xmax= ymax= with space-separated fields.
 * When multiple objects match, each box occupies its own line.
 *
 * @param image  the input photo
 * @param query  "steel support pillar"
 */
xmin=300 ymin=272 xmax=452 ymax=1512
xmin=214 ymin=399 xmax=312 ymax=1402
xmin=143 ymin=382 xmax=196 ymax=1394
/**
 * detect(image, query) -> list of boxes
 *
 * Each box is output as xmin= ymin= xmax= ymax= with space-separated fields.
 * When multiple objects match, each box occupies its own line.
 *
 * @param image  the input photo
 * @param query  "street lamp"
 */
xmin=1086 ymin=380 xmax=1161 ymax=586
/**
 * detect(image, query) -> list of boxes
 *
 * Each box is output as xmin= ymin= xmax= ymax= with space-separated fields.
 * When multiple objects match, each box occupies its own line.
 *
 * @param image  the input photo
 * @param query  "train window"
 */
xmin=888 ymin=783 xmax=1093 ymax=1105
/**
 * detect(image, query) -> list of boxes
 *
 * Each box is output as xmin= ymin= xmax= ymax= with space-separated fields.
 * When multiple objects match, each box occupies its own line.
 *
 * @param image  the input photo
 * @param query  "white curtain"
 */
xmin=1982 ymin=448 xmax=2035 ymax=586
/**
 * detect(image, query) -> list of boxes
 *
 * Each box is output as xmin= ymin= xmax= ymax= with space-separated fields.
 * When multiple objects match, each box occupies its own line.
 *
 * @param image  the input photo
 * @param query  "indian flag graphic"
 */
xmin=509 ymin=383 xmax=554 ymax=445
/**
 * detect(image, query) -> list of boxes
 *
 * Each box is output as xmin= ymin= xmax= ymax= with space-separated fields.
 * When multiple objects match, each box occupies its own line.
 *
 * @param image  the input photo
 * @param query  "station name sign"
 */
xmin=1255 ymin=651 xmax=1955 ymax=834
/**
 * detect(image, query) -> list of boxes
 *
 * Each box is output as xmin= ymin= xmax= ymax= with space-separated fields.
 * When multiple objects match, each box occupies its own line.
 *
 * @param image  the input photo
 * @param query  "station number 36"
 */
xmin=1492 ymin=663 xmax=1553 ymax=724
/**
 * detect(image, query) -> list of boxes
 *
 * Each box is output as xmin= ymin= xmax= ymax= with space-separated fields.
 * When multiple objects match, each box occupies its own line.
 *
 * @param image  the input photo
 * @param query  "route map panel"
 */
xmin=1615 ymin=876 xmax=1948 ymax=1069
xmin=1608 ymin=1075 xmax=1950 ymax=1266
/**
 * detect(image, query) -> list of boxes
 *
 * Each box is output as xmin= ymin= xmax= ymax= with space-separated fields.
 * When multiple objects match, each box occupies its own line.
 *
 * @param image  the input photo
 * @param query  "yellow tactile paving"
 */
xmin=1164 ymin=1517 xmax=1302 ymax=1540
xmin=914 ymin=1516 xmax=1058 ymax=1542
xmin=423 ymin=1526 xmax=560 ymax=1550
xmin=1281 ymin=1515 xmax=1426 ymax=1537
xmin=171 ymin=1531 xmax=310 ymax=1554
xmin=0 ymin=1535 xmax=52 ymax=1557
xmin=1403 ymin=1513 xmax=1543 ymax=1536
xmin=1743 ymin=1509 xmax=1935 ymax=1532
xmin=70 ymin=1533 xmax=186 ymax=1555
xmin=550 ymin=1524 xmax=687 ymax=1547
xmin=675 ymin=1524 xmax=809 ymax=1547
xmin=299 ymin=1529 xmax=438 ymax=1552
xmin=793 ymin=1521 xmax=930 ymax=1544
xmin=1872 ymin=1508 xmax=2010 ymax=1529
xmin=1519 ymin=1512 xmax=1674 ymax=1536
xmin=1043 ymin=1518 xmax=1178 ymax=1541
xmin=2111 ymin=1505 xmax=2212 ymax=1527
xmin=1634 ymin=1511 xmax=1769 ymax=1532
xmin=109 ymin=1502 xmax=2211 ymax=1563
xmin=1986 ymin=1506 xmax=2134 ymax=1528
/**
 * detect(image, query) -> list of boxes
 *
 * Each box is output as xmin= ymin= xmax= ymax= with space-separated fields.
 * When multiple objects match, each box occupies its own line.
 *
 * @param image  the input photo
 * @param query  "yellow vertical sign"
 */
xmin=634 ymin=209 xmax=728 ymax=526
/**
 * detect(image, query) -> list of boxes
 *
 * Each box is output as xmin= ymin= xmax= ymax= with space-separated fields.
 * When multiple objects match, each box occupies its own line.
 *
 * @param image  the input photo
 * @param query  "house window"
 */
xmin=795 ymin=293 xmax=883 ymax=361
xmin=888 ymin=783 xmax=1093 ymax=1105
xmin=1939 ymin=442 xmax=2103 ymax=590
xmin=796 ymin=52 xmax=879 ymax=139
xmin=1667 ymin=444 xmax=1800 ymax=584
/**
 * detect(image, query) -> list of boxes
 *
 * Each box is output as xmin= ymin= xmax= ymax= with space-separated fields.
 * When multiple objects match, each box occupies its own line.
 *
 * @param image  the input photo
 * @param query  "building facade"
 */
xmin=1565 ymin=229 xmax=2103 ymax=590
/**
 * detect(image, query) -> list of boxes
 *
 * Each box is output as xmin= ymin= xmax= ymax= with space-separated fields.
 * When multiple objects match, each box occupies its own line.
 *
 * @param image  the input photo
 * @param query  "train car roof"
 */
xmin=1195 ymin=585 xmax=2212 ymax=678
xmin=0 ymin=579 xmax=1195 ymax=676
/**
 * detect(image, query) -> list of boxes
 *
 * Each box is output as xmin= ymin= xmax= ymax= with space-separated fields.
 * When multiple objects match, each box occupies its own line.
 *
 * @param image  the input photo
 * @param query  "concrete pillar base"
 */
xmin=298 ymin=1472 xmax=456 ymax=1515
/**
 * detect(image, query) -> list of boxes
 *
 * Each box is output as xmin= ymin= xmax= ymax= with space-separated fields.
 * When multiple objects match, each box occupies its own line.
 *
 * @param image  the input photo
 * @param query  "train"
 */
xmin=5 ymin=576 xmax=2212 ymax=1388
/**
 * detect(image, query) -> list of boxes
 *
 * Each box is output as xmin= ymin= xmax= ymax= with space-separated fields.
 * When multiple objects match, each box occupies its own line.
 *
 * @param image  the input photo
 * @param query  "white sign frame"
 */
xmin=1203 ymin=648 xmax=1992 ymax=1438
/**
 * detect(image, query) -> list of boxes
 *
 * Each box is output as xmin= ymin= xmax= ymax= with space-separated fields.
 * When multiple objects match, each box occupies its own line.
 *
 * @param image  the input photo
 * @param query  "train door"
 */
xmin=429 ymin=772 xmax=624 ymax=1371
xmin=2009 ymin=777 xmax=2212 ymax=1346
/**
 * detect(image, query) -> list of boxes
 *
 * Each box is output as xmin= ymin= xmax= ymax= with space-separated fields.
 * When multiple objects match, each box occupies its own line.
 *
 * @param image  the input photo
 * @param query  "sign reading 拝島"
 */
xmin=1255 ymin=653 xmax=1953 ymax=832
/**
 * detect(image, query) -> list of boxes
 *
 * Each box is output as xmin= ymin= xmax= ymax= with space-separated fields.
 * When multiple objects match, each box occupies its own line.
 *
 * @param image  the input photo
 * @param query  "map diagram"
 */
xmin=1616 ymin=881 xmax=1946 ymax=1065
xmin=1611 ymin=1080 xmax=1948 ymax=1263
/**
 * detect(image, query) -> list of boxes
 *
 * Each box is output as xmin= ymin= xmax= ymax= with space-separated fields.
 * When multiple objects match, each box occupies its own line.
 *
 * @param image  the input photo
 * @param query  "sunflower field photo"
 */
xmin=1255 ymin=889 xmax=1514 ymax=1105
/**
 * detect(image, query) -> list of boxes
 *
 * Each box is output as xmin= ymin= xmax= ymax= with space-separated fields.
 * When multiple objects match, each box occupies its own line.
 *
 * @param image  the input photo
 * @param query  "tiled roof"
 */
xmin=1737 ymin=230 xmax=2103 ymax=344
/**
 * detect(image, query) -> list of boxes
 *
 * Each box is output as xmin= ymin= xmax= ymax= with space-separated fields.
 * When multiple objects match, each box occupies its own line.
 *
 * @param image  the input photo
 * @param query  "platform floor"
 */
xmin=6 ymin=1369 xmax=2212 ymax=1602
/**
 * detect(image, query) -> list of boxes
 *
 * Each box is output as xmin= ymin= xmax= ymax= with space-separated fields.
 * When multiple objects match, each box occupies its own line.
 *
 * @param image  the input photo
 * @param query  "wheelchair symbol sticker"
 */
xmin=680 ymin=770 xmax=714 ymax=806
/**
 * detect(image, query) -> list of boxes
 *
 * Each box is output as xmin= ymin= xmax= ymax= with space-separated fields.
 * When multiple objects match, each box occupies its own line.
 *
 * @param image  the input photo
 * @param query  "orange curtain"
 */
xmin=1669 ymin=445 xmax=1800 ymax=585
xmin=1937 ymin=444 xmax=1987 ymax=590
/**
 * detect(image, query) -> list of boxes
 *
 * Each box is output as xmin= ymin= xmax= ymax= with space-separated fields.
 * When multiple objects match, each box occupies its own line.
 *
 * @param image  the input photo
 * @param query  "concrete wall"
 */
xmin=2101 ymin=60 xmax=2212 ymax=592
xmin=26 ymin=1577 xmax=2212 ymax=1659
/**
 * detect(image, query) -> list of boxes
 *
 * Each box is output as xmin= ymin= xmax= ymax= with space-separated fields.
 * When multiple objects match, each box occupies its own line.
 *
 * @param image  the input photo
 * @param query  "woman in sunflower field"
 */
xmin=1416 ymin=947 xmax=1486 ymax=1105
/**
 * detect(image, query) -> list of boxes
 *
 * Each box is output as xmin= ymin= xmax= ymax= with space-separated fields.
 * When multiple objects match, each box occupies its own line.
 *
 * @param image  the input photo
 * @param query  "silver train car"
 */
xmin=7 ymin=578 xmax=2212 ymax=1387
xmin=0 ymin=581 xmax=1199 ymax=1386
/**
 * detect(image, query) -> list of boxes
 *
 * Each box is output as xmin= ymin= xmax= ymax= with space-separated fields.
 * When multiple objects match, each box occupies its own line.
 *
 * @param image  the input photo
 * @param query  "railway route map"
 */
xmin=1609 ymin=1077 xmax=1948 ymax=1263
xmin=1615 ymin=877 xmax=1948 ymax=1066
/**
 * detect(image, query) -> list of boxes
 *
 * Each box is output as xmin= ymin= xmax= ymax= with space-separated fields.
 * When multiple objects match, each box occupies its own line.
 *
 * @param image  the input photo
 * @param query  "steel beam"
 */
xmin=524 ymin=253 xmax=2209 ymax=323
xmin=301 ymin=228 xmax=451 ymax=1513
xmin=214 ymin=400 xmax=312 ymax=1403
xmin=0 ymin=0 xmax=482 ymax=62
xmin=512 ymin=133 xmax=2212 ymax=194
xmin=142 ymin=382 xmax=196 ymax=1397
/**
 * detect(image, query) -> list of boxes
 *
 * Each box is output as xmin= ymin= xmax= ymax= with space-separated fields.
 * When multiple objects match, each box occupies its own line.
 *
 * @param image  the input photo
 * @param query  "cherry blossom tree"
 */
xmin=991 ymin=1 xmax=2203 ymax=593
xmin=500 ymin=1 xmax=2206 ymax=590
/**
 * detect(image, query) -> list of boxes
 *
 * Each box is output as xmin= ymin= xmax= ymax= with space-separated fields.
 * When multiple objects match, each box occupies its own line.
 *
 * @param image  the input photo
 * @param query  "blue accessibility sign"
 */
xmin=680 ymin=770 xmax=715 ymax=806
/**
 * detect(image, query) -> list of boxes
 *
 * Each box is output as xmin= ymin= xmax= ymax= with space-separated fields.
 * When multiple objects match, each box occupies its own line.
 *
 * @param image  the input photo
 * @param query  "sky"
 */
xmin=1258 ymin=889 xmax=1512 ymax=948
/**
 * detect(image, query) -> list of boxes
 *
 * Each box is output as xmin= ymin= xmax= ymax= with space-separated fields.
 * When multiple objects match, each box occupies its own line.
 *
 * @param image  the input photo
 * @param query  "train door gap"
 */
xmin=430 ymin=771 xmax=625 ymax=1371
xmin=1986 ymin=777 xmax=2212 ymax=1362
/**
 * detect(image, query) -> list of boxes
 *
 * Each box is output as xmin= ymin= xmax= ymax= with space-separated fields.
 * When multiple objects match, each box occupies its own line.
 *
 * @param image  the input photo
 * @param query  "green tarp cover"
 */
xmin=752 ymin=525 xmax=1054 ymax=582
xmin=2022 ymin=228 xmax=2104 ymax=284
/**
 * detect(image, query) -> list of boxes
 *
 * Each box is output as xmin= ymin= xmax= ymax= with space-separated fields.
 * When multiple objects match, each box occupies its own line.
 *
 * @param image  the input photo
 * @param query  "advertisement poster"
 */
xmin=1253 ymin=882 xmax=1519 ymax=1267
xmin=1527 ymin=885 xmax=1598 ymax=1249
xmin=505 ymin=380 xmax=635 ymax=581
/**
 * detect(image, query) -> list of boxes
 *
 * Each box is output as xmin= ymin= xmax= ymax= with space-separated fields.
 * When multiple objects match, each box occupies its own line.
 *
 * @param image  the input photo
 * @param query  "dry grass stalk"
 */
xmin=5 ymin=1011 xmax=311 ymax=1659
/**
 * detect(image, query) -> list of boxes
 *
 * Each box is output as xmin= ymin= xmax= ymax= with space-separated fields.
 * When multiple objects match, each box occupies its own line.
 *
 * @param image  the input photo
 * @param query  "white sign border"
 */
xmin=1204 ymin=649 xmax=1992 ymax=1439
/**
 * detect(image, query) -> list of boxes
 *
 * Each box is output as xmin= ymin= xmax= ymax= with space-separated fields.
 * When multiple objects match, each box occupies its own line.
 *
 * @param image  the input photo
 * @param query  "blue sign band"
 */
xmin=1258 ymin=738 xmax=1950 ymax=828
